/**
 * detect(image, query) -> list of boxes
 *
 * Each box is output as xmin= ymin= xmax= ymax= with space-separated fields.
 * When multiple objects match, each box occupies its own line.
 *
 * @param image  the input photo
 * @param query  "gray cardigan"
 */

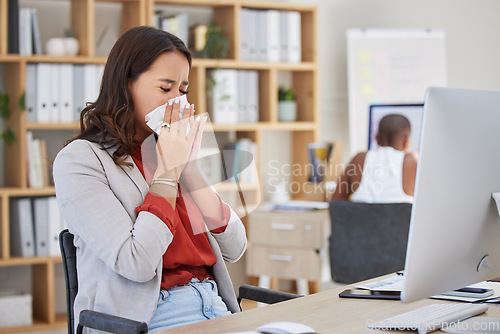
xmin=53 ymin=139 xmax=247 ymax=333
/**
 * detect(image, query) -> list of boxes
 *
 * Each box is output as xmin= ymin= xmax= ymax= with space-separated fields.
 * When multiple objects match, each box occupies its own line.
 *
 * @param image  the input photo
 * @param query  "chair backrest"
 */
xmin=328 ymin=201 xmax=412 ymax=284
xmin=59 ymin=229 xmax=78 ymax=334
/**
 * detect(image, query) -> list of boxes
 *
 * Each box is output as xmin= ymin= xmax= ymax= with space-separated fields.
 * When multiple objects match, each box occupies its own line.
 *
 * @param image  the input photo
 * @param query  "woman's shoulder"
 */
xmin=57 ymin=139 xmax=101 ymax=156
xmin=55 ymin=139 xmax=112 ymax=166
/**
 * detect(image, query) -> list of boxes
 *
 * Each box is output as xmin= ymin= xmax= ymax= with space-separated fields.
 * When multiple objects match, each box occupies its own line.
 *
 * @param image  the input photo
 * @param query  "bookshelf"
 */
xmin=0 ymin=0 xmax=318 ymax=332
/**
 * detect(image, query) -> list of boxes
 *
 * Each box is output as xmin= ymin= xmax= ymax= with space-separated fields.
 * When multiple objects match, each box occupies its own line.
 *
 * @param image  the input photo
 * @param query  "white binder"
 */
xmin=266 ymin=10 xmax=281 ymax=62
xmin=73 ymin=64 xmax=85 ymax=121
xmin=96 ymin=65 xmax=105 ymax=98
xmin=59 ymin=64 xmax=74 ymax=123
xmin=9 ymin=198 xmax=35 ymax=257
xmin=210 ymin=69 xmax=239 ymax=124
xmin=47 ymin=196 xmax=61 ymax=257
xmin=48 ymin=63 xmax=61 ymax=122
xmin=247 ymin=9 xmax=258 ymax=61
xmin=237 ymin=70 xmax=248 ymax=122
xmin=240 ymin=8 xmax=252 ymax=61
xmin=280 ymin=11 xmax=289 ymax=62
xmin=247 ymin=70 xmax=259 ymax=123
xmin=26 ymin=131 xmax=43 ymax=188
xmin=287 ymin=11 xmax=302 ymax=63
xmin=35 ymin=63 xmax=51 ymax=123
xmin=84 ymin=64 xmax=98 ymax=107
xmin=32 ymin=197 xmax=49 ymax=256
xmin=25 ymin=63 xmax=37 ymax=122
xmin=256 ymin=10 xmax=268 ymax=61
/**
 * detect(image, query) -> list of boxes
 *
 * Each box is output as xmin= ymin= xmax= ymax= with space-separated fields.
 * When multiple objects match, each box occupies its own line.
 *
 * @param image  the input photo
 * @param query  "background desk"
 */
xmin=159 ymin=276 xmax=500 ymax=333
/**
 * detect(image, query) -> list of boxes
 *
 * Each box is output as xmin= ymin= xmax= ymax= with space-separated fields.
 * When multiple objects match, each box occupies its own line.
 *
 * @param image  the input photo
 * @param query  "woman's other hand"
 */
xmin=154 ymin=97 xmax=201 ymax=180
xmin=182 ymin=106 xmax=208 ymax=180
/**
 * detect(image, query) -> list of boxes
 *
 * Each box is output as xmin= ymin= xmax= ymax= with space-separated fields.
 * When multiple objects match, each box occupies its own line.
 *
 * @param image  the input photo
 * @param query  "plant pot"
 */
xmin=45 ymin=38 xmax=66 ymax=56
xmin=278 ymin=101 xmax=297 ymax=122
xmin=64 ymin=37 xmax=79 ymax=56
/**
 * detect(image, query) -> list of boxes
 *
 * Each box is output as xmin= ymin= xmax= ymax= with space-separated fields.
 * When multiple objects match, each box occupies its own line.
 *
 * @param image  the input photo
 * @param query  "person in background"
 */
xmin=331 ymin=114 xmax=418 ymax=203
xmin=53 ymin=26 xmax=246 ymax=333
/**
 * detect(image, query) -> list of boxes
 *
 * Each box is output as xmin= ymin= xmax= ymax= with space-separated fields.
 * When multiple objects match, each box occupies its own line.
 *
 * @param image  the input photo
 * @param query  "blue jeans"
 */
xmin=148 ymin=279 xmax=231 ymax=332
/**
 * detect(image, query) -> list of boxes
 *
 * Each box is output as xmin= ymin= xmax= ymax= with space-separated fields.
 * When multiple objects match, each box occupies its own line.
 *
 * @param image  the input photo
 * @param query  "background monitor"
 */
xmin=401 ymin=87 xmax=500 ymax=303
xmin=368 ymin=104 xmax=424 ymax=153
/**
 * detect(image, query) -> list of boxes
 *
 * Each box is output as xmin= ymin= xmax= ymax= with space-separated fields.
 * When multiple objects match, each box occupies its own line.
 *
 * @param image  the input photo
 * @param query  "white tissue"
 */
xmin=145 ymin=95 xmax=189 ymax=134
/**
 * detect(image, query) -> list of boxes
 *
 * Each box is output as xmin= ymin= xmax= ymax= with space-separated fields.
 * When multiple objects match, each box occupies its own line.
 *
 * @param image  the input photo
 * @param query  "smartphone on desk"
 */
xmin=339 ymin=289 xmax=401 ymax=300
xmin=441 ymin=287 xmax=494 ymax=298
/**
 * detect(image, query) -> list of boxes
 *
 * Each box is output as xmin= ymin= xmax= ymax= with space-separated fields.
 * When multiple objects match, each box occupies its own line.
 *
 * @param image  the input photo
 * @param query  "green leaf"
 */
xmin=278 ymin=87 xmax=295 ymax=101
xmin=1 ymin=128 xmax=17 ymax=145
xmin=0 ymin=93 xmax=10 ymax=119
xmin=200 ymin=21 xmax=229 ymax=59
xmin=19 ymin=92 xmax=26 ymax=111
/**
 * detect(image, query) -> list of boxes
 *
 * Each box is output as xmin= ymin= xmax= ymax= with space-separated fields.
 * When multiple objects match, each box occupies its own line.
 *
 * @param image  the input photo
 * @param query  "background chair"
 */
xmin=328 ymin=201 xmax=412 ymax=284
xmin=60 ymin=229 xmax=299 ymax=334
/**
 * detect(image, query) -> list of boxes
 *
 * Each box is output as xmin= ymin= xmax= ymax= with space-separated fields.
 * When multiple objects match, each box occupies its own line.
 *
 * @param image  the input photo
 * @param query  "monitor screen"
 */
xmin=368 ymin=104 xmax=424 ymax=153
xmin=401 ymin=87 xmax=500 ymax=303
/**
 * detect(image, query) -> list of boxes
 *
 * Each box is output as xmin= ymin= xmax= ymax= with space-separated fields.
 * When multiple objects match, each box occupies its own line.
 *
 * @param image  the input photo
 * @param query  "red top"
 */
xmin=132 ymin=143 xmax=229 ymax=290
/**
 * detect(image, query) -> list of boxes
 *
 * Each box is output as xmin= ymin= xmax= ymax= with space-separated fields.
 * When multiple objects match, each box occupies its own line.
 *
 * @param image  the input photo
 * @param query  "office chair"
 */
xmin=60 ymin=229 xmax=299 ymax=334
xmin=328 ymin=201 xmax=412 ymax=284
xmin=59 ymin=229 xmax=148 ymax=334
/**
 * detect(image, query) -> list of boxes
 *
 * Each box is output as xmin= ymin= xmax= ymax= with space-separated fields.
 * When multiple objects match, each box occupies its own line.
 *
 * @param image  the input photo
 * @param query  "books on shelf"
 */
xmin=154 ymin=10 xmax=189 ymax=46
xmin=237 ymin=70 xmax=259 ymax=123
xmin=222 ymin=138 xmax=258 ymax=184
xmin=31 ymin=8 xmax=42 ymax=55
xmin=8 ymin=0 xmax=19 ymax=53
xmin=198 ymin=147 xmax=223 ymax=187
xmin=26 ymin=63 xmax=103 ymax=124
xmin=17 ymin=7 xmax=42 ymax=56
xmin=308 ymin=142 xmax=333 ymax=183
xmin=11 ymin=196 xmax=66 ymax=258
xmin=208 ymin=69 xmax=259 ymax=124
xmin=9 ymin=197 xmax=35 ymax=257
xmin=26 ymin=131 xmax=50 ymax=188
xmin=281 ymin=10 xmax=302 ymax=63
xmin=240 ymin=9 xmax=301 ymax=63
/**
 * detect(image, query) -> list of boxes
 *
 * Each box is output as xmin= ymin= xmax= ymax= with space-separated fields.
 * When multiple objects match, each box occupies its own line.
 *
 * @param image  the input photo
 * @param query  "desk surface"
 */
xmin=159 ymin=275 xmax=500 ymax=333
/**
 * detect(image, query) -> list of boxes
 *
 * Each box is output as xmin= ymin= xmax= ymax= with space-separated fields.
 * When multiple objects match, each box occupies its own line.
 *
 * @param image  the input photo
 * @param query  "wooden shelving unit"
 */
xmin=0 ymin=0 xmax=318 ymax=331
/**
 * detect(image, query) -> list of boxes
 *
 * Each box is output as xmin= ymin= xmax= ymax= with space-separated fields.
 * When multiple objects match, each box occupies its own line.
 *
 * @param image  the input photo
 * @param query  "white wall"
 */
xmin=283 ymin=0 xmax=500 ymax=161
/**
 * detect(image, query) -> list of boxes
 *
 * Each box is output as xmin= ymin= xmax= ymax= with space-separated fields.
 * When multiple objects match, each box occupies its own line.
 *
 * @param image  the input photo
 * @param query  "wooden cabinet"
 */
xmin=246 ymin=209 xmax=330 ymax=295
xmin=0 ymin=0 xmax=318 ymax=332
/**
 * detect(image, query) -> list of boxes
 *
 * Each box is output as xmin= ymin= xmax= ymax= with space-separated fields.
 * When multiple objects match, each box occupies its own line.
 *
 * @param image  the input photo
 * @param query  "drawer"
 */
xmin=246 ymin=245 xmax=321 ymax=281
xmin=248 ymin=211 xmax=326 ymax=248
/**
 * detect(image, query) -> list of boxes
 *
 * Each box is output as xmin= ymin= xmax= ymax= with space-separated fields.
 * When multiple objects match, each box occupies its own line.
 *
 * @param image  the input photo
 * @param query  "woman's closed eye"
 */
xmin=160 ymin=87 xmax=189 ymax=95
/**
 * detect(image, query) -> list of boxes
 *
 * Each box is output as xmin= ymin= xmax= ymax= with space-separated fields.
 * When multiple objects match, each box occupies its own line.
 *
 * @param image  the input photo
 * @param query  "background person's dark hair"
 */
xmin=376 ymin=114 xmax=411 ymax=148
xmin=71 ymin=26 xmax=192 ymax=166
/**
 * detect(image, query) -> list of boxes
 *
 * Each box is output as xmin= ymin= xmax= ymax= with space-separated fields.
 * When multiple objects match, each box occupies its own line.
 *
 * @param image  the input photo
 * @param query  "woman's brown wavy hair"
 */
xmin=71 ymin=26 xmax=192 ymax=166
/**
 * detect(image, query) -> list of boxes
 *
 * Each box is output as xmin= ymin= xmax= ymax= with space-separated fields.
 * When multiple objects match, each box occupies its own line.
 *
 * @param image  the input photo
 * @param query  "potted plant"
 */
xmin=278 ymin=87 xmax=297 ymax=122
xmin=199 ymin=21 xmax=229 ymax=59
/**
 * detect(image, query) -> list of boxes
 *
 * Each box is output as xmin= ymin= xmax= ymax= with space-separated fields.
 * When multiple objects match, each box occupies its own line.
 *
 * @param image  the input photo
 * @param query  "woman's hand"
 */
xmin=181 ymin=106 xmax=208 ymax=180
xmin=153 ymin=97 xmax=201 ymax=180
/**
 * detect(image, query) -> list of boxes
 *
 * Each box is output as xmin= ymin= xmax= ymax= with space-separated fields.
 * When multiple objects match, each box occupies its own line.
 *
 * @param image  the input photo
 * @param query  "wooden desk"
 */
xmin=159 ymin=277 xmax=500 ymax=333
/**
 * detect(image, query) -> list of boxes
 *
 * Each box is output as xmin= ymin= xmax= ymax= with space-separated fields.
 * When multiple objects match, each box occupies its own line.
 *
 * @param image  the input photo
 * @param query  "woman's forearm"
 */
xmin=181 ymin=170 xmax=223 ymax=220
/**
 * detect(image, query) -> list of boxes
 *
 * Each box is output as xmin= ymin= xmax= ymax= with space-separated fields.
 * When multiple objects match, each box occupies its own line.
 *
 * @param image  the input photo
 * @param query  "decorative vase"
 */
xmin=45 ymin=38 xmax=66 ymax=56
xmin=278 ymin=101 xmax=297 ymax=122
xmin=64 ymin=37 xmax=79 ymax=56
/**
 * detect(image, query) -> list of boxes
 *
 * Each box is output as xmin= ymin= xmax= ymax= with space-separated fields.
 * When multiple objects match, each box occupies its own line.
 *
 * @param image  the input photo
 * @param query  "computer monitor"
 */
xmin=401 ymin=87 xmax=500 ymax=303
xmin=368 ymin=104 xmax=424 ymax=153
